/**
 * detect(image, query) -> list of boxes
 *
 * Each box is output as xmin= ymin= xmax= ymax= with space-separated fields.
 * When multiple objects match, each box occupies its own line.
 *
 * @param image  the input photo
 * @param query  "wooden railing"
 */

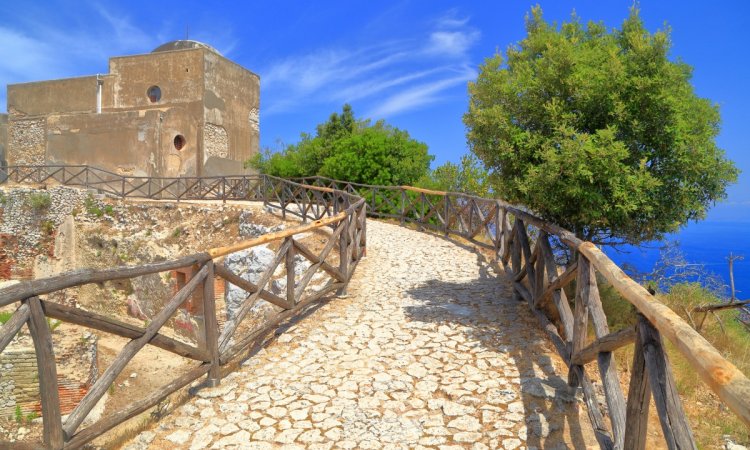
xmin=0 ymin=171 xmax=366 ymax=449
xmin=3 ymin=167 xmax=750 ymax=448
xmin=0 ymin=165 xmax=266 ymax=201
xmin=295 ymin=175 xmax=750 ymax=450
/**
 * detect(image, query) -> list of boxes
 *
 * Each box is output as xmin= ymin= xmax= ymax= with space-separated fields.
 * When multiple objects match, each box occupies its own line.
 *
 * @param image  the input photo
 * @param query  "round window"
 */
xmin=147 ymin=85 xmax=162 ymax=103
xmin=174 ymin=135 xmax=186 ymax=151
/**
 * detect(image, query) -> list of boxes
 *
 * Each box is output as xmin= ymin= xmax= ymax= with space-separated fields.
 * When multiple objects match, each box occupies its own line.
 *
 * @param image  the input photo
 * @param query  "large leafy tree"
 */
xmin=418 ymin=154 xmax=491 ymax=197
xmin=249 ymin=104 xmax=432 ymax=186
xmin=464 ymin=6 xmax=738 ymax=245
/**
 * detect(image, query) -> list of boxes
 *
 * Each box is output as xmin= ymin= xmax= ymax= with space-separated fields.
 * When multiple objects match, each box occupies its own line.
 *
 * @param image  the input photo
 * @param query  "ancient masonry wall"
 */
xmin=0 ymin=338 xmax=98 ymax=418
xmin=0 ymin=186 xmax=88 ymax=278
xmin=204 ymin=123 xmax=230 ymax=160
xmin=7 ymin=118 xmax=46 ymax=166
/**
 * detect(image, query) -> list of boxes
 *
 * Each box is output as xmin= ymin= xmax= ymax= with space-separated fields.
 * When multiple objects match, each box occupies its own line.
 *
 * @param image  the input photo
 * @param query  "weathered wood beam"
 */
xmin=624 ymin=325 xmax=651 ymax=450
xmin=292 ymin=225 xmax=346 ymax=283
xmin=578 ymin=256 xmax=627 ymax=448
xmin=41 ymin=301 xmax=208 ymax=362
xmin=208 ymin=210 xmax=348 ymax=258
xmin=570 ymin=365 xmax=616 ymax=450
xmin=692 ymin=299 xmax=750 ymax=313
xmin=64 ymin=363 xmax=210 ymax=450
xmin=539 ymin=236 xmax=574 ymax=342
xmin=26 ymin=297 xmax=64 ymax=449
xmin=63 ymin=265 xmax=208 ymax=437
xmin=218 ymin=239 xmax=293 ymax=352
xmin=638 ymin=315 xmax=697 ymax=450
xmin=214 ymin=264 xmax=293 ymax=311
xmin=535 ymin=260 xmax=578 ymax=308
xmin=0 ymin=254 xmax=211 ymax=308
xmin=580 ymin=242 xmax=750 ymax=426
xmin=202 ymin=261 xmax=221 ymax=386
xmin=0 ymin=303 xmax=30 ymax=354
xmin=571 ymin=326 xmax=636 ymax=366
xmin=515 ymin=219 xmax=536 ymax=289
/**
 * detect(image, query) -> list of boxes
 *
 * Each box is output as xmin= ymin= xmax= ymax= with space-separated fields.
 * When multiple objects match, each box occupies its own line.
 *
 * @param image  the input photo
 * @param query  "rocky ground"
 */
xmin=123 ymin=220 xmax=596 ymax=450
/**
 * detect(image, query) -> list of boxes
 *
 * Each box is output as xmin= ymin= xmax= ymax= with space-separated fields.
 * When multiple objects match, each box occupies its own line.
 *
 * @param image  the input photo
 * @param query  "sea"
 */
xmin=604 ymin=220 xmax=750 ymax=299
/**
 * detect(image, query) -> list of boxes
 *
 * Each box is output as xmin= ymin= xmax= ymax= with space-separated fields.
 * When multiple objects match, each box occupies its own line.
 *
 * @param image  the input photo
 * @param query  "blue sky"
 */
xmin=1 ymin=0 xmax=748 ymax=221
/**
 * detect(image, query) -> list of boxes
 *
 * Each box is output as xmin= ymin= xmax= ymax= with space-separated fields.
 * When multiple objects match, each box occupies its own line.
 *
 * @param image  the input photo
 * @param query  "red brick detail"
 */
xmin=0 ymin=233 xmax=17 ymax=279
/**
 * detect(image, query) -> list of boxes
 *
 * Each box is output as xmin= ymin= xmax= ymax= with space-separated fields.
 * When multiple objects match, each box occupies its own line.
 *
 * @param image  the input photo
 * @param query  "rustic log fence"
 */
xmin=2 ymin=167 xmax=750 ymax=448
xmin=294 ymin=175 xmax=750 ymax=450
xmin=0 ymin=169 xmax=366 ymax=449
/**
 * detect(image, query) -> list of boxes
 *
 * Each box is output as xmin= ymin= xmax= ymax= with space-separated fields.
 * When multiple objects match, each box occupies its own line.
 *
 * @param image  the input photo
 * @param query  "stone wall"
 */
xmin=0 ymin=335 xmax=97 ymax=418
xmin=204 ymin=123 xmax=229 ymax=160
xmin=0 ymin=186 xmax=88 ymax=278
xmin=7 ymin=118 xmax=46 ymax=166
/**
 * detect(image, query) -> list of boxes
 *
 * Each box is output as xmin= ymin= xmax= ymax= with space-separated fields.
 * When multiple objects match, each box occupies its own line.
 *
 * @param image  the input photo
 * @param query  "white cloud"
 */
xmin=261 ymin=10 xmax=481 ymax=117
xmin=0 ymin=4 xmax=236 ymax=111
xmin=425 ymin=30 xmax=480 ymax=57
xmin=366 ymin=65 xmax=477 ymax=118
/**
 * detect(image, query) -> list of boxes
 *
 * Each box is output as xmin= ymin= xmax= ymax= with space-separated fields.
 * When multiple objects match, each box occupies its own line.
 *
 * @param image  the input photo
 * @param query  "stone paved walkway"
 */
xmin=125 ymin=220 xmax=595 ymax=449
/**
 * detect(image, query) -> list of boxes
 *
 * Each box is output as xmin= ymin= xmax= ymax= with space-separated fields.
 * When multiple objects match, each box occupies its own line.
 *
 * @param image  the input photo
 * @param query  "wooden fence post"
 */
xmin=625 ymin=317 xmax=651 ymax=450
xmin=202 ymin=261 xmax=221 ymax=386
xmin=337 ymin=203 xmax=350 ymax=297
xmin=579 ymin=256 xmax=626 ymax=448
xmin=26 ymin=297 xmax=64 ymax=449
xmin=638 ymin=315 xmax=697 ymax=450
xmin=400 ymin=189 xmax=406 ymax=225
xmin=443 ymin=196 xmax=450 ymax=235
xmin=511 ymin=223 xmax=522 ymax=303
xmin=287 ymin=238 xmax=296 ymax=305
xmin=569 ymin=254 xmax=589 ymax=388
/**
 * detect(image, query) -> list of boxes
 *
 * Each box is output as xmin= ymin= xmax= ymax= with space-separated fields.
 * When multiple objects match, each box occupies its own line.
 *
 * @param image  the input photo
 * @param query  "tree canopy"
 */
xmin=418 ymin=154 xmax=491 ymax=198
xmin=463 ymin=6 xmax=738 ymax=245
xmin=248 ymin=105 xmax=433 ymax=186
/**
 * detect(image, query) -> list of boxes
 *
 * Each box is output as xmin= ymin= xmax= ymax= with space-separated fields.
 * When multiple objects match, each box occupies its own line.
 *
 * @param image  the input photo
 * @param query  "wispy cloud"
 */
xmin=366 ymin=66 xmax=477 ymax=118
xmin=425 ymin=30 xmax=481 ymax=57
xmin=0 ymin=3 xmax=236 ymax=111
xmin=261 ymin=9 xmax=481 ymax=118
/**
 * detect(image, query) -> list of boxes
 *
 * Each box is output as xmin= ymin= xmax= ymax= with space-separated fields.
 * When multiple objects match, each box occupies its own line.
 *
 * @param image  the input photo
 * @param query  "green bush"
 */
xmin=41 ymin=220 xmax=56 ymax=235
xmin=27 ymin=192 xmax=51 ymax=210
xmin=84 ymin=194 xmax=103 ymax=217
xmin=0 ymin=311 xmax=12 ymax=325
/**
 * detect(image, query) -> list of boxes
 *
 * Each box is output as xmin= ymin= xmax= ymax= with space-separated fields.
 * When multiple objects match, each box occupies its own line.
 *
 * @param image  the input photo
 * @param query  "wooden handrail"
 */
xmin=0 ymin=169 xmax=369 ymax=449
xmin=286 ymin=174 xmax=750 ymax=433
xmin=3 ymin=166 xmax=748 ymax=446
xmin=580 ymin=242 xmax=750 ymax=425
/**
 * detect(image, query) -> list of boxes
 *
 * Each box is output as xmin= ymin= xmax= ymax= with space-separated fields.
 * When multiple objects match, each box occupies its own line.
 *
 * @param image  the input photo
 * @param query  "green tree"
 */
xmin=464 ymin=6 xmax=738 ymax=245
xmin=249 ymin=104 xmax=432 ymax=186
xmin=419 ymin=154 xmax=491 ymax=197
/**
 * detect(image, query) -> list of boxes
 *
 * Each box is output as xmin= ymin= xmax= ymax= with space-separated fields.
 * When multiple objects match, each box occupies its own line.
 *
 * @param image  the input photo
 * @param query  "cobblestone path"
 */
xmin=125 ymin=220 xmax=595 ymax=450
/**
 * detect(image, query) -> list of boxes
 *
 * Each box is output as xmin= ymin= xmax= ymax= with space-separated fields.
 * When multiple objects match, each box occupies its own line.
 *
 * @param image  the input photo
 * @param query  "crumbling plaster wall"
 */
xmin=203 ymin=50 xmax=260 ymax=167
xmin=0 ymin=114 xmax=8 ymax=165
xmin=7 ymin=118 xmax=46 ymax=166
xmin=47 ymin=110 xmax=160 ymax=176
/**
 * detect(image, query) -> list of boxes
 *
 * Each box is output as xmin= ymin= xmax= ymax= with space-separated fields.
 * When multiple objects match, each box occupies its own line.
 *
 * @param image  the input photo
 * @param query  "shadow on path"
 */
xmin=404 ymin=268 xmax=591 ymax=449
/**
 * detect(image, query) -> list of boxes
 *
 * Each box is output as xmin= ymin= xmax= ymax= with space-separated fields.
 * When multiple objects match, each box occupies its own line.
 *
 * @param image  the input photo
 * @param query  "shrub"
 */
xmin=41 ymin=220 xmax=56 ymax=235
xmin=0 ymin=311 xmax=12 ymax=325
xmin=85 ymin=194 xmax=103 ymax=217
xmin=27 ymin=192 xmax=51 ymax=210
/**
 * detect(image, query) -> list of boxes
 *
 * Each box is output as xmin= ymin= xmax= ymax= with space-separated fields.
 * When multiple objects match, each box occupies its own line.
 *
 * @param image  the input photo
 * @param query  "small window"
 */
xmin=174 ymin=134 xmax=186 ymax=151
xmin=147 ymin=85 xmax=161 ymax=103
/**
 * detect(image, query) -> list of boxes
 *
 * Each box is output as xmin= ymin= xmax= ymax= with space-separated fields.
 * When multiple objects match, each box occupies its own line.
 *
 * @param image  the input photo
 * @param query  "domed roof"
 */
xmin=151 ymin=40 xmax=221 ymax=55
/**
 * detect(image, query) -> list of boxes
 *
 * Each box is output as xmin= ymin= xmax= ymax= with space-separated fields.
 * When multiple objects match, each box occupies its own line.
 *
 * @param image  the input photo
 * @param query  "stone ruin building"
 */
xmin=0 ymin=40 xmax=260 ymax=177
